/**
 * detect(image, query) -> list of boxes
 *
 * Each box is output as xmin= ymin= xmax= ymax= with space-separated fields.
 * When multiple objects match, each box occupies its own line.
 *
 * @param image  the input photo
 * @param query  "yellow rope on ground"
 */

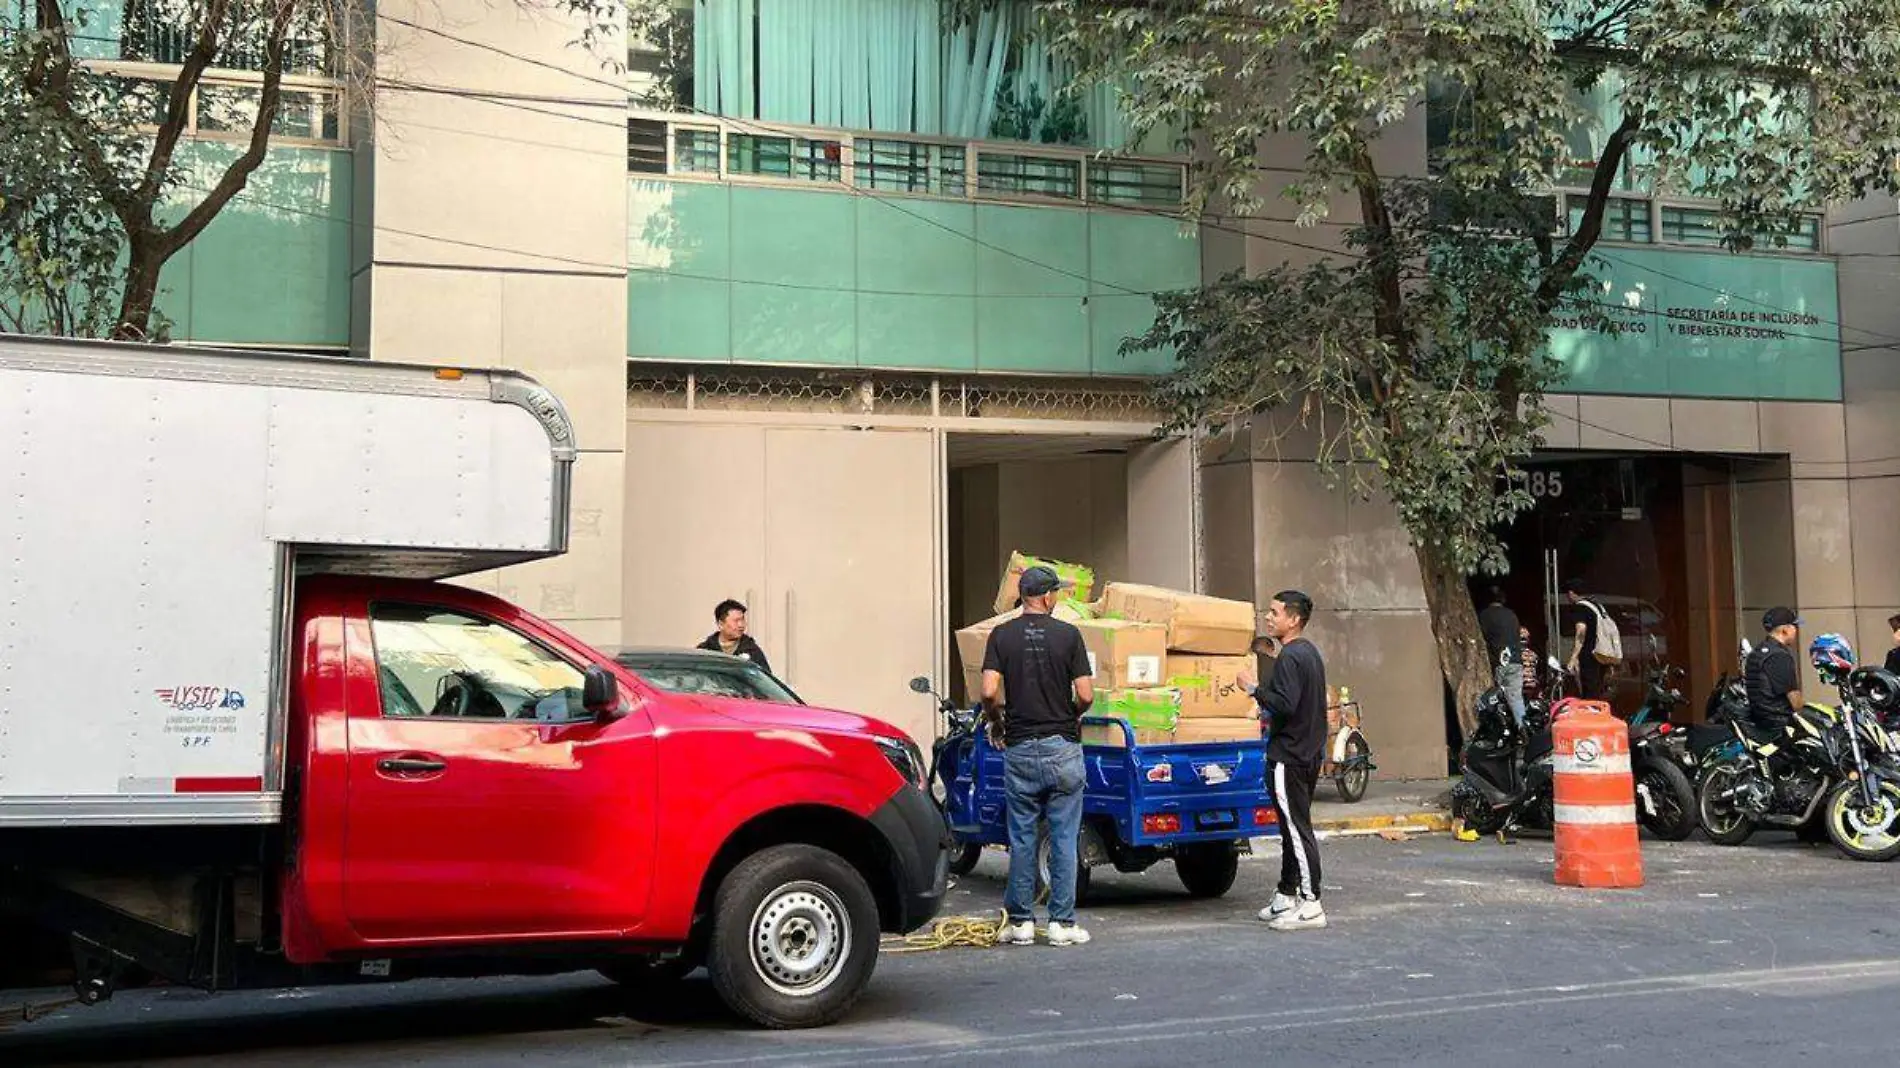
xmin=881 ymin=910 xmax=1011 ymax=953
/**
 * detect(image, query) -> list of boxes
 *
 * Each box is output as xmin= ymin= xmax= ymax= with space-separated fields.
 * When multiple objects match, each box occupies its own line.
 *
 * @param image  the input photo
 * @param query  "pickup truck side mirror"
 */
xmin=583 ymin=665 xmax=621 ymax=719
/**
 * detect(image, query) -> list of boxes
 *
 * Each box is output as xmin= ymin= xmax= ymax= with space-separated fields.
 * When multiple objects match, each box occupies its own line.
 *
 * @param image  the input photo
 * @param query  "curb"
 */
xmin=1311 ymin=810 xmax=1453 ymax=837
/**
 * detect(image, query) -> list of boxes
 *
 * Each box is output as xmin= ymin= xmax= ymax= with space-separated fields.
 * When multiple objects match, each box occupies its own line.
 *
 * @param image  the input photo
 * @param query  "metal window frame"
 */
xmin=81 ymin=58 xmax=349 ymax=149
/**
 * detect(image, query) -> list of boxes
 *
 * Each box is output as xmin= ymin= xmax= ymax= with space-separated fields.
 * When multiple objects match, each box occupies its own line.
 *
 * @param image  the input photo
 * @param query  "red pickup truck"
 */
xmin=0 ymin=337 xmax=947 ymax=1031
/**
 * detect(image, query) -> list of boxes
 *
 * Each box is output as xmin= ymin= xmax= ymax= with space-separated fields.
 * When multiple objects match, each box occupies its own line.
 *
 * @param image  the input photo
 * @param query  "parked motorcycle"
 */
xmin=1449 ymin=659 xmax=1560 ymax=837
xmin=914 ymin=678 xmax=985 ymax=875
xmin=1624 ymin=662 xmax=1698 ymax=841
xmin=1697 ymin=636 xmax=1900 ymax=861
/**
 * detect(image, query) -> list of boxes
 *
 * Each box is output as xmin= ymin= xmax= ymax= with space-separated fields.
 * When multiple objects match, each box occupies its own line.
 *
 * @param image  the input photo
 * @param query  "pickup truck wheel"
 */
xmin=707 ymin=845 xmax=880 ymax=1029
xmin=1174 ymin=844 xmax=1240 ymax=898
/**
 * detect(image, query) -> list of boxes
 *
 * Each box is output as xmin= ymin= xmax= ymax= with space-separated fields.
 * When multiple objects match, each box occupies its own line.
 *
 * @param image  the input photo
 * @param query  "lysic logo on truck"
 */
xmin=155 ymin=687 xmax=247 ymax=711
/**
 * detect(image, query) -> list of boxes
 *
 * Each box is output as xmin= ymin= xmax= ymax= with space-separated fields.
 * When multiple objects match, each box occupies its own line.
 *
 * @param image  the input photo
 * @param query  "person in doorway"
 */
xmin=1745 ymin=607 xmax=1804 ymax=738
xmin=1519 ymin=625 xmax=1543 ymax=705
xmin=1478 ymin=588 xmax=1526 ymax=727
xmin=1561 ymin=580 xmax=1607 ymax=701
xmin=1238 ymin=591 xmax=1328 ymax=933
xmin=1886 ymin=614 xmax=1900 ymax=675
xmin=981 ymin=565 xmax=1094 ymax=948
xmin=697 ymin=600 xmax=772 ymax=676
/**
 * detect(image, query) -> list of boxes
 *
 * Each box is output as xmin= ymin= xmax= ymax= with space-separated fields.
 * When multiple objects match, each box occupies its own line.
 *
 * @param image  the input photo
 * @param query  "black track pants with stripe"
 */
xmin=1272 ymin=758 xmax=1322 ymax=900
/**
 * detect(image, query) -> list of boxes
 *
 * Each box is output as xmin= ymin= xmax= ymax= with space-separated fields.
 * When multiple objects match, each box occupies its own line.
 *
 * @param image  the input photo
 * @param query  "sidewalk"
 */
xmin=1308 ymin=777 xmax=1455 ymax=837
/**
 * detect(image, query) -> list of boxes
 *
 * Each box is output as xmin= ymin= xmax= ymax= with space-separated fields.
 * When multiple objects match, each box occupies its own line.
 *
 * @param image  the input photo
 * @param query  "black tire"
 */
xmin=1174 ymin=843 xmax=1240 ymax=898
xmin=947 ymin=841 xmax=984 ymax=877
xmin=1697 ymin=764 xmax=1757 ymax=846
xmin=1336 ymin=733 xmax=1371 ymax=803
xmin=1635 ymin=757 xmax=1697 ymax=842
xmin=1823 ymin=780 xmax=1900 ymax=862
xmin=705 ymin=845 xmax=881 ymax=1029
xmin=1450 ymin=783 xmax=1507 ymax=836
xmin=598 ymin=954 xmax=695 ymax=990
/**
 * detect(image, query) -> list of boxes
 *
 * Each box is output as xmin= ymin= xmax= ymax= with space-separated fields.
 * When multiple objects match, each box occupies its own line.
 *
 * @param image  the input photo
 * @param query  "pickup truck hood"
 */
xmin=666 ymin=693 xmax=899 ymax=741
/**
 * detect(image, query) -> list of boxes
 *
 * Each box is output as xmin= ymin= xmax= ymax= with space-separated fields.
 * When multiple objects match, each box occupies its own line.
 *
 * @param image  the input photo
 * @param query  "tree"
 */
xmin=977 ymin=0 xmax=1900 ymax=730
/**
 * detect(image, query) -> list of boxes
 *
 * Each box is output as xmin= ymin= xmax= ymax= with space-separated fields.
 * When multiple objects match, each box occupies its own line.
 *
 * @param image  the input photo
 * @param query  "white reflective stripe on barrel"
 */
xmin=1552 ymin=753 xmax=1631 ymax=775
xmin=1553 ymin=803 xmax=1638 ymax=825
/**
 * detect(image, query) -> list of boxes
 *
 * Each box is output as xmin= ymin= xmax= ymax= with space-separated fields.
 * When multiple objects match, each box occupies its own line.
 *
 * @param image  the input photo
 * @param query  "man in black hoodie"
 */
xmin=1238 ymin=590 xmax=1328 ymax=932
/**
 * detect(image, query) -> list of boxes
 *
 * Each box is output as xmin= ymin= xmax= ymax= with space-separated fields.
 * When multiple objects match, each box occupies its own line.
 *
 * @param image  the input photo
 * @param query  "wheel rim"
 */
xmin=749 ymin=881 xmax=850 ymax=999
xmin=1701 ymin=766 xmax=1746 ymax=834
xmin=1344 ymin=738 xmax=1370 ymax=795
xmin=1832 ymin=784 xmax=1900 ymax=852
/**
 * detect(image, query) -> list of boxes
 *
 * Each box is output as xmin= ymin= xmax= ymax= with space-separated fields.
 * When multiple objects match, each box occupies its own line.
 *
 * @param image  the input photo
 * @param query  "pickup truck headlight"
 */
xmin=875 ymin=735 xmax=927 ymax=790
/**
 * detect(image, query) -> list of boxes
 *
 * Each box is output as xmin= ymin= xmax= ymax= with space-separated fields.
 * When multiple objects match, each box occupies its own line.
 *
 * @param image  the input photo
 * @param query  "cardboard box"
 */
xmin=1167 ymin=654 xmax=1257 ymax=720
xmin=993 ymin=551 xmax=1096 ymax=614
xmin=954 ymin=602 xmax=1086 ymax=704
xmin=1171 ymin=717 xmax=1263 ymax=744
xmin=1081 ymin=722 xmax=1177 ymax=749
xmin=1099 ymin=583 xmax=1255 ymax=655
xmin=1078 ymin=618 xmax=1168 ymax=691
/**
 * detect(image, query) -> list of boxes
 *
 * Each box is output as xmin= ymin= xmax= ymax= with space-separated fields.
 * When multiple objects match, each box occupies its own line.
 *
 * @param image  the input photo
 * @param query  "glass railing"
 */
xmin=627 ymin=110 xmax=1187 ymax=211
xmin=84 ymin=61 xmax=346 ymax=146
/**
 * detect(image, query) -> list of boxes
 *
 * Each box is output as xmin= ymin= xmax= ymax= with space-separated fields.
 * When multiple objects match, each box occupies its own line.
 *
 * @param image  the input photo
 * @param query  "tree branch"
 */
xmin=156 ymin=0 xmax=296 ymax=259
xmin=24 ymin=0 xmax=141 ymax=225
xmin=138 ymin=0 xmax=233 ymax=211
xmin=1535 ymin=110 xmax=1641 ymax=314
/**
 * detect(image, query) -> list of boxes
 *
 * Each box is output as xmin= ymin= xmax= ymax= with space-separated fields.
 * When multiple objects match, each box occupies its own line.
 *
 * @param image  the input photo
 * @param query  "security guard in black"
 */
xmin=982 ymin=611 xmax=1092 ymax=746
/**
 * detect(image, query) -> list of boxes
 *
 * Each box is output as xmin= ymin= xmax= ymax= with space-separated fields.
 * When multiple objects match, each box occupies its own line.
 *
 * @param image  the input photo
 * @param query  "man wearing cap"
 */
xmin=981 ymin=565 xmax=1095 ymax=947
xmin=1745 ymin=607 xmax=1804 ymax=738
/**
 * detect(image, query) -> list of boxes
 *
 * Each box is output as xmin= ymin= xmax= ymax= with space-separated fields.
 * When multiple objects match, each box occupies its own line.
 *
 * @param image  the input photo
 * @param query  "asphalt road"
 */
xmin=8 ymin=832 xmax=1900 ymax=1067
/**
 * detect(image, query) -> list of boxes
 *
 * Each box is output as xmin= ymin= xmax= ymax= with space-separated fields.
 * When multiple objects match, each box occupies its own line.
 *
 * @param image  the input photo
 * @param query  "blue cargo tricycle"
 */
xmin=911 ymin=678 xmax=1276 ymax=901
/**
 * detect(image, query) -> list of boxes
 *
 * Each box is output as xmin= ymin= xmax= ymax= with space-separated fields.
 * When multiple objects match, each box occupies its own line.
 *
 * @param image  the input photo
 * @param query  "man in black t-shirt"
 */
xmin=981 ymin=566 xmax=1095 ymax=947
xmin=1746 ymin=606 xmax=1804 ymax=736
xmin=1561 ymin=580 xmax=1606 ymax=700
xmin=1239 ymin=590 xmax=1328 ymax=933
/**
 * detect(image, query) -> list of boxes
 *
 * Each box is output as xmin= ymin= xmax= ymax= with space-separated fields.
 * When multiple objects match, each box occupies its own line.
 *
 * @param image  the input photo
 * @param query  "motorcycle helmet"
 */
xmin=1849 ymin=667 xmax=1900 ymax=714
xmin=1810 ymin=633 xmax=1856 ymax=685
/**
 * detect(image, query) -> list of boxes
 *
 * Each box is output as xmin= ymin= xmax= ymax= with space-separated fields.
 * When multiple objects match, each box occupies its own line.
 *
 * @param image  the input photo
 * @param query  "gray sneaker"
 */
xmin=1256 ymin=892 xmax=1297 ymax=922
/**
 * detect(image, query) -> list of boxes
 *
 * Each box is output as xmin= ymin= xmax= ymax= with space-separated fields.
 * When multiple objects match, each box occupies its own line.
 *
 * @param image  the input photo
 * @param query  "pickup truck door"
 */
xmin=339 ymin=601 xmax=654 ymax=942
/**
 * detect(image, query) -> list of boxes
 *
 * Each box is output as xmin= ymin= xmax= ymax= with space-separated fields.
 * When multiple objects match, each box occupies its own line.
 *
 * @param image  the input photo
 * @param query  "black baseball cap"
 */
xmin=1018 ymin=565 xmax=1069 ymax=598
xmin=1762 ymin=607 xmax=1803 ymax=631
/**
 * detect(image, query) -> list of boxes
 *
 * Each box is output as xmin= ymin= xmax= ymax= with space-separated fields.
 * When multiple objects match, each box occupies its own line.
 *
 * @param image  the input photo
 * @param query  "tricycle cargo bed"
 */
xmin=0 ymin=336 xmax=577 ymax=828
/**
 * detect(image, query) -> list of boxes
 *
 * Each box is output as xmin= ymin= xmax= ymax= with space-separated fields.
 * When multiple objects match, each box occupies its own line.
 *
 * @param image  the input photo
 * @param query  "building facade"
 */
xmin=36 ymin=0 xmax=1900 ymax=775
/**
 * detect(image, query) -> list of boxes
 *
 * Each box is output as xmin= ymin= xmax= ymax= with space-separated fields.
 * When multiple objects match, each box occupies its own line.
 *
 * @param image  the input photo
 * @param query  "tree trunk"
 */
xmin=1415 ymin=540 xmax=1492 ymax=740
xmin=113 ymin=235 xmax=166 ymax=342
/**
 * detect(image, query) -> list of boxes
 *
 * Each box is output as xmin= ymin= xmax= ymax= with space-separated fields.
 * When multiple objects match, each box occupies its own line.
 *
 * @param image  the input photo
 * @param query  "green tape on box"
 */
xmin=1168 ymin=674 xmax=1213 ymax=689
xmin=1022 ymin=554 xmax=1096 ymax=604
xmin=1097 ymin=688 xmax=1182 ymax=731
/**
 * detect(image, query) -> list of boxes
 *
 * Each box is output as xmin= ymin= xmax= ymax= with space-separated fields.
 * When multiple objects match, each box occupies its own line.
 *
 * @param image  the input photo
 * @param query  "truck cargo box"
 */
xmin=0 ymin=336 xmax=576 ymax=828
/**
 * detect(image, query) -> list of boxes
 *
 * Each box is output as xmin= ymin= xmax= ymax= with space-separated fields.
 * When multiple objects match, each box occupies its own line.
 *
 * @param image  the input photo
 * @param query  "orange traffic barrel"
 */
xmin=1551 ymin=702 xmax=1644 ymax=888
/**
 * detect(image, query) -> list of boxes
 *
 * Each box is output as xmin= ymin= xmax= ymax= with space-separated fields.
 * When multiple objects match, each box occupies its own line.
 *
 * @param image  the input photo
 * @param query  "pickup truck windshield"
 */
xmin=615 ymin=655 xmax=801 ymax=704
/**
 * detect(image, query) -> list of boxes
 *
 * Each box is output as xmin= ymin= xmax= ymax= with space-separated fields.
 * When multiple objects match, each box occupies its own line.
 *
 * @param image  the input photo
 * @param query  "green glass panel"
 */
xmin=730 ymin=285 xmax=856 ymax=366
xmin=1548 ymin=247 xmax=1840 ymax=401
xmin=727 ymin=185 xmax=856 ymax=365
xmin=974 ymin=204 xmax=1088 ymax=373
xmin=627 ymin=178 xmax=733 ymax=361
xmin=858 ymin=293 xmax=976 ymax=370
xmin=159 ymin=144 xmax=350 ymax=347
xmin=1088 ymin=211 xmax=1196 ymax=374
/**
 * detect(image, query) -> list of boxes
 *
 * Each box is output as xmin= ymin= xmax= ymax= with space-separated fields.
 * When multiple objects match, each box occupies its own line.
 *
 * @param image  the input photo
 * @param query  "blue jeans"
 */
xmin=1003 ymin=735 xmax=1086 ymax=925
xmin=1496 ymin=658 xmax=1527 ymax=728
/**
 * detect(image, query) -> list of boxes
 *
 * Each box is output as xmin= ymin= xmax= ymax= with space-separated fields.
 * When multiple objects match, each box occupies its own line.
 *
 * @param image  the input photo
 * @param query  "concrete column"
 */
xmin=359 ymin=1 xmax=628 ymax=644
xmin=1125 ymin=437 xmax=1198 ymax=591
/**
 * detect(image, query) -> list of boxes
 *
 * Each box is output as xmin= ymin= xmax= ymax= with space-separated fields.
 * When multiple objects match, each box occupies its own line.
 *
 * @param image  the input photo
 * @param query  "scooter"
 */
xmin=1625 ymin=660 xmax=1698 ymax=841
xmin=1449 ymin=658 xmax=1561 ymax=838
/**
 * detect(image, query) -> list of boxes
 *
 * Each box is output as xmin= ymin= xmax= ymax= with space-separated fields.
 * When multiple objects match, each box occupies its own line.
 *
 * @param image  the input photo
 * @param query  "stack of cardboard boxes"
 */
xmin=955 ymin=552 xmax=1262 ymax=749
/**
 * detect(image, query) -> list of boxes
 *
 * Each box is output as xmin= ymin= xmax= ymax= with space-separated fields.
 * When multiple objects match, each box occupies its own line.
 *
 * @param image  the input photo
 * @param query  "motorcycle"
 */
xmin=914 ymin=678 xmax=986 ymax=876
xmin=1697 ymin=644 xmax=1900 ymax=861
xmin=1449 ymin=658 xmax=1562 ymax=838
xmin=1624 ymin=662 xmax=1698 ymax=841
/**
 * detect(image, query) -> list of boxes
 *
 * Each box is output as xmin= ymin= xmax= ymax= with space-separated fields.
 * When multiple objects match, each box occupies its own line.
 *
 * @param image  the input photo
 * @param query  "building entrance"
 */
xmin=1495 ymin=455 xmax=1741 ymax=720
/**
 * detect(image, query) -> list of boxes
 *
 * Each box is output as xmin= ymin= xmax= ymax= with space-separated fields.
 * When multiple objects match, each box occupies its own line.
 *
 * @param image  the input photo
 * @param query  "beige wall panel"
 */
xmin=1790 ymin=478 xmax=1856 ymax=609
xmin=1199 ymin=461 xmax=1256 ymax=604
xmin=1309 ymin=609 xmax=1445 ymax=780
xmin=1669 ymin=399 xmax=1760 ymax=455
xmin=1126 ymin=438 xmax=1198 ymax=591
xmin=622 ymin=422 xmax=767 ymax=650
xmin=495 ymin=448 xmax=624 ymax=623
xmin=1577 ymin=395 xmax=1671 ymax=451
xmin=1849 ymin=476 xmax=1900 ymax=606
xmin=1251 ymin=461 xmax=1347 ymax=610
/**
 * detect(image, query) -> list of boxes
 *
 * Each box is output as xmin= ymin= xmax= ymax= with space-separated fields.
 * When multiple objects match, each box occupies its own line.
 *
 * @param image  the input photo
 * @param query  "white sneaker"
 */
xmin=1256 ymin=892 xmax=1297 ymax=923
xmin=998 ymin=920 xmax=1036 ymax=946
xmin=1047 ymin=921 xmax=1091 ymax=946
xmin=1268 ymin=899 xmax=1327 ymax=932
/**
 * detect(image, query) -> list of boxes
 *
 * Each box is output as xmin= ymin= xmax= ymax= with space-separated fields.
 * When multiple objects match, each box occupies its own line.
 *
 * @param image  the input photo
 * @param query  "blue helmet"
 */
xmin=1809 ymin=633 xmax=1856 ymax=685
